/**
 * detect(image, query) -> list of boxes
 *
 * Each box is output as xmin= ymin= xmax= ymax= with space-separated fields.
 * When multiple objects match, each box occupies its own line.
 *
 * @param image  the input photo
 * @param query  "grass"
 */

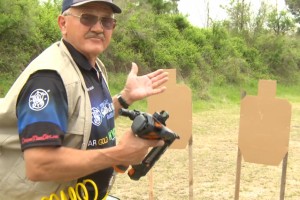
xmin=191 ymin=79 xmax=300 ymax=113
xmin=3 ymin=71 xmax=300 ymax=107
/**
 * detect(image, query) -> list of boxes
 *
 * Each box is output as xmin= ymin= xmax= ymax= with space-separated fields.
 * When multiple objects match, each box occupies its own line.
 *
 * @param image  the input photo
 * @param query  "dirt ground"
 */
xmin=110 ymin=102 xmax=300 ymax=200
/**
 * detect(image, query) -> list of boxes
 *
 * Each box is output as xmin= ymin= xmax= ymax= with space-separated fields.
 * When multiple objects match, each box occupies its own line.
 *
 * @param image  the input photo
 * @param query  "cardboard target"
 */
xmin=238 ymin=80 xmax=291 ymax=165
xmin=147 ymin=69 xmax=192 ymax=149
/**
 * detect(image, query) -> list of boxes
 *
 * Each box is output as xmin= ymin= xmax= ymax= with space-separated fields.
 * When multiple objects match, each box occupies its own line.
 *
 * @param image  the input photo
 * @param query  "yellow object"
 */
xmin=40 ymin=179 xmax=98 ymax=200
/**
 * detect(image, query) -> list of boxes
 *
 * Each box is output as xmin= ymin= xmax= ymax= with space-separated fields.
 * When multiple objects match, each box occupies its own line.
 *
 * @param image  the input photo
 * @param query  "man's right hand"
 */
xmin=115 ymin=129 xmax=164 ymax=166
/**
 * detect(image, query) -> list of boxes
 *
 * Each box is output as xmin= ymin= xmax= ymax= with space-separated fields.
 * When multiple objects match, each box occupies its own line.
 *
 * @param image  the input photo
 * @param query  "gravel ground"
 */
xmin=110 ymin=103 xmax=300 ymax=200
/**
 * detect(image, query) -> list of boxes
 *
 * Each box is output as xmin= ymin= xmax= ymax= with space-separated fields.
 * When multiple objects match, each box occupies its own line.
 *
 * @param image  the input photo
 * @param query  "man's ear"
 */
xmin=58 ymin=15 xmax=67 ymax=34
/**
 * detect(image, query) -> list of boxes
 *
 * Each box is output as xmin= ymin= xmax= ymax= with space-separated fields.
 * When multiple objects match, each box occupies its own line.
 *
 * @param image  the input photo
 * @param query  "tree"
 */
xmin=252 ymin=1 xmax=268 ymax=35
xmin=267 ymin=9 xmax=296 ymax=35
xmin=285 ymin=0 xmax=300 ymax=22
xmin=204 ymin=0 xmax=211 ymax=28
xmin=35 ymin=0 xmax=62 ymax=48
xmin=221 ymin=0 xmax=251 ymax=33
xmin=147 ymin=0 xmax=179 ymax=14
xmin=114 ymin=0 xmax=179 ymax=14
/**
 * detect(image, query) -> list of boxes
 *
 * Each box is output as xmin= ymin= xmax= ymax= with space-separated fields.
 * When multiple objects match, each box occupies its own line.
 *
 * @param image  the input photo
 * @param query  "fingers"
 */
xmin=147 ymin=69 xmax=165 ymax=79
xmin=141 ymin=138 xmax=161 ymax=146
xmin=130 ymin=62 xmax=138 ymax=76
xmin=151 ymin=86 xmax=167 ymax=95
xmin=118 ymin=130 xmax=165 ymax=165
xmin=150 ymin=71 xmax=168 ymax=83
xmin=131 ymin=62 xmax=168 ymax=85
xmin=158 ymin=139 xmax=165 ymax=146
xmin=147 ymin=70 xmax=168 ymax=92
xmin=151 ymin=75 xmax=168 ymax=88
xmin=121 ymin=129 xmax=164 ymax=148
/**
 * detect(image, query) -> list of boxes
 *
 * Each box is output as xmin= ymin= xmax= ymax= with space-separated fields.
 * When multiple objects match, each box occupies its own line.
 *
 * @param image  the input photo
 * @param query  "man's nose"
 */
xmin=90 ymin=19 xmax=104 ymax=32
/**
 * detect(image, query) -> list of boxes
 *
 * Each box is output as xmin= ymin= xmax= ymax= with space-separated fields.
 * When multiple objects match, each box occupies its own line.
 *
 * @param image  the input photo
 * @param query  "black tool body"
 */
xmin=115 ymin=108 xmax=180 ymax=180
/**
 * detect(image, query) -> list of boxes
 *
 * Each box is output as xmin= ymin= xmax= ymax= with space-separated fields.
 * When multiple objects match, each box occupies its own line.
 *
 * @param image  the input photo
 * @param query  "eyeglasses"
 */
xmin=65 ymin=13 xmax=116 ymax=30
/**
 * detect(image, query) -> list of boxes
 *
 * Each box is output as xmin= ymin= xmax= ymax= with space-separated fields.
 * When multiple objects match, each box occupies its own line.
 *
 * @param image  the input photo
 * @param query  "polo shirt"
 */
xmin=16 ymin=39 xmax=116 ymax=199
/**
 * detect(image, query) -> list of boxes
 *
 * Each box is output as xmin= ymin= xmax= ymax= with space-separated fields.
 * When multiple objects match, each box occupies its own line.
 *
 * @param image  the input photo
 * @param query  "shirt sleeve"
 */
xmin=16 ymin=70 xmax=68 ymax=151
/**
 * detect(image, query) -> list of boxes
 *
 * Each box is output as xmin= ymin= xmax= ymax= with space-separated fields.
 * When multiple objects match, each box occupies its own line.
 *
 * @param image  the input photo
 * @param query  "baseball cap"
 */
xmin=62 ymin=0 xmax=122 ymax=14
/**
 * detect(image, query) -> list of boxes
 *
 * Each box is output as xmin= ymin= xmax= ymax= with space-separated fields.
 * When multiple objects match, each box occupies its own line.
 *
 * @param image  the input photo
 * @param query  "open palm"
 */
xmin=121 ymin=63 xmax=169 ymax=104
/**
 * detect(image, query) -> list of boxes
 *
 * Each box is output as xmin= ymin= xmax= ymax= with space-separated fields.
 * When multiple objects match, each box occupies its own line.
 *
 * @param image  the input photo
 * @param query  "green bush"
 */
xmin=2 ymin=0 xmax=300 ymax=101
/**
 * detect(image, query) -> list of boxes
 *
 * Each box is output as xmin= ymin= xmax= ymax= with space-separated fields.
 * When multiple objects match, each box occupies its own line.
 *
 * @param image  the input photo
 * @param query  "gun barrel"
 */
xmin=119 ymin=108 xmax=138 ymax=120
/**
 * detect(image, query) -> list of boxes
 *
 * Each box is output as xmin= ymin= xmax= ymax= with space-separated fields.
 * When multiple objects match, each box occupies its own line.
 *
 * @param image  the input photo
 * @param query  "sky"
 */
xmin=178 ymin=0 xmax=288 ymax=27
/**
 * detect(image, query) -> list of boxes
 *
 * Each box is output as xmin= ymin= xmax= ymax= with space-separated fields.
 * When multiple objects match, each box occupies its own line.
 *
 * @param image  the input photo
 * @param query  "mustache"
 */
xmin=85 ymin=32 xmax=105 ymax=40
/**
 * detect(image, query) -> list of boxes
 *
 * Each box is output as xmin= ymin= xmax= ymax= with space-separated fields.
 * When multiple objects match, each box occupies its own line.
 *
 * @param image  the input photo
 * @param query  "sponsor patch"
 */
xmin=29 ymin=89 xmax=50 ymax=111
xmin=92 ymin=107 xmax=102 ymax=126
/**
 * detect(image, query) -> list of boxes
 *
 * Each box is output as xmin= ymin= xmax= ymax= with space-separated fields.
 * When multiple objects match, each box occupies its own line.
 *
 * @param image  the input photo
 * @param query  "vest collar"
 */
xmin=62 ymin=39 xmax=94 ymax=71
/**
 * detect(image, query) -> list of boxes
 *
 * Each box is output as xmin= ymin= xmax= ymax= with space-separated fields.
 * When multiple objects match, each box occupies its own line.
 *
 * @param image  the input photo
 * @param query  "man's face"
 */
xmin=59 ymin=3 xmax=115 ymax=59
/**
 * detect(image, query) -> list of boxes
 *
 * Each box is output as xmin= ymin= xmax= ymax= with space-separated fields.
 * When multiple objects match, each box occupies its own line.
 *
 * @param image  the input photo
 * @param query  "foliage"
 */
xmin=0 ymin=0 xmax=61 ymax=73
xmin=146 ymin=0 xmax=179 ymax=14
xmin=1 ymin=0 xmax=300 ymax=100
xmin=267 ymin=9 xmax=296 ymax=35
xmin=0 ymin=72 xmax=16 ymax=97
xmin=0 ymin=0 xmax=39 ymax=73
xmin=35 ymin=0 xmax=62 ymax=48
xmin=255 ymin=34 xmax=300 ymax=84
xmin=285 ymin=0 xmax=300 ymax=23
xmin=221 ymin=0 xmax=251 ymax=33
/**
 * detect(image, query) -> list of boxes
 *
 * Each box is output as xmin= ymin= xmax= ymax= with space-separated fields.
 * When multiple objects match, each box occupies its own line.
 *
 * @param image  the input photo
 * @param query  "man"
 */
xmin=0 ymin=0 xmax=168 ymax=199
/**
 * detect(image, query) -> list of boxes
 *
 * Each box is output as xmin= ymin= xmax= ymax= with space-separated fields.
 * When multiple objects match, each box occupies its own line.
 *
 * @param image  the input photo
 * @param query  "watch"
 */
xmin=117 ymin=94 xmax=129 ymax=109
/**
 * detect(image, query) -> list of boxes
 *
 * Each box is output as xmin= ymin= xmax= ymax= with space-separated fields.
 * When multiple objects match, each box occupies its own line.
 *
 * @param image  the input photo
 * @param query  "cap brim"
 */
xmin=72 ymin=0 xmax=122 ymax=13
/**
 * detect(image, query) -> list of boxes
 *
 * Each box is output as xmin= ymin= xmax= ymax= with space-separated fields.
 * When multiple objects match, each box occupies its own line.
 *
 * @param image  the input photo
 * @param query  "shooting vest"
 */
xmin=0 ymin=41 xmax=108 ymax=199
